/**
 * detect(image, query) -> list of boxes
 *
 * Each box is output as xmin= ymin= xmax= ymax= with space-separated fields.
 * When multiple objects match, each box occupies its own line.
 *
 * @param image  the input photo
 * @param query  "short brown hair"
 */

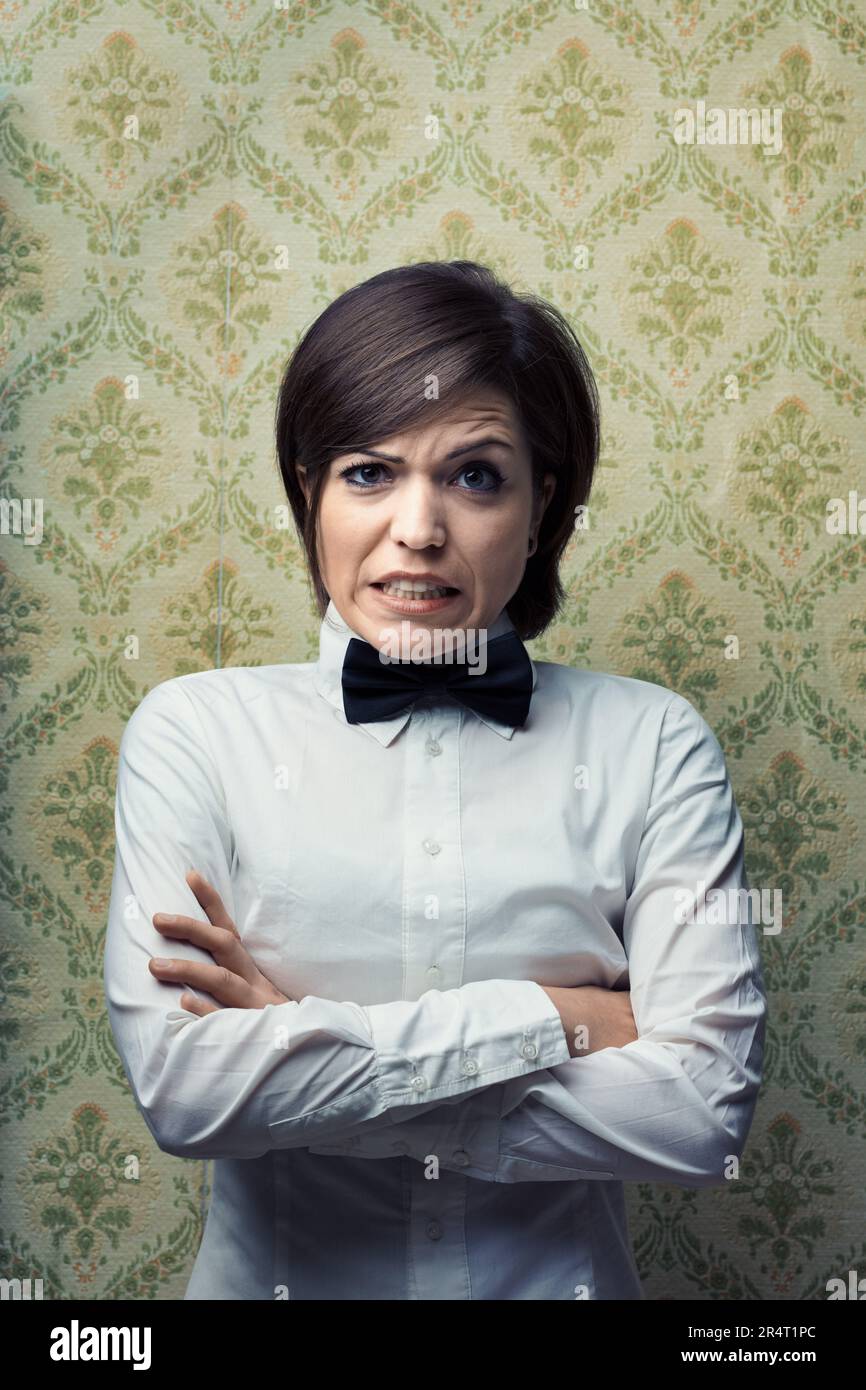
xmin=274 ymin=261 xmax=600 ymax=640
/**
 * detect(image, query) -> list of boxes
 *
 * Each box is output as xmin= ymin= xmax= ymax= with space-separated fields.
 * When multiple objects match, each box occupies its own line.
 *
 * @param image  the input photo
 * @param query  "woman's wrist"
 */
xmin=538 ymin=985 xmax=580 ymax=1057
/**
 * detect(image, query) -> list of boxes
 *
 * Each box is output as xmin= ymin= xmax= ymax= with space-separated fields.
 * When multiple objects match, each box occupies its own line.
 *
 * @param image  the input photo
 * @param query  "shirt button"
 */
xmin=452 ymin=1149 xmax=470 ymax=1167
xmin=425 ymin=1220 xmax=443 ymax=1240
xmin=461 ymin=1056 xmax=479 ymax=1075
xmin=426 ymin=965 xmax=441 ymax=985
xmin=422 ymin=839 xmax=441 ymax=855
xmin=520 ymin=1040 xmax=539 ymax=1060
xmin=410 ymin=1074 xmax=429 ymax=1092
xmin=425 ymin=738 xmax=442 ymax=756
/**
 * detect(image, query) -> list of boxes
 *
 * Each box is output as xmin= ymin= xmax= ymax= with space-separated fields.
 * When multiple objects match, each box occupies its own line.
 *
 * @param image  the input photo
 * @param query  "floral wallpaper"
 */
xmin=1 ymin=0 xmax=864 ymax=1300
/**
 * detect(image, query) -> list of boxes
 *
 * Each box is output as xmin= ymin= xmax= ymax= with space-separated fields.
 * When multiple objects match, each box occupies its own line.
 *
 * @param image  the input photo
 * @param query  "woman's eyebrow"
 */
xmin=342 ymin=437 xmax=516 ymax=463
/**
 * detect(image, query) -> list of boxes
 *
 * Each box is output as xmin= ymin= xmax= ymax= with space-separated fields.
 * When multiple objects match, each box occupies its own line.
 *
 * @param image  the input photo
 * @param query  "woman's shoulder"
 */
xmin=534 ymin=657 xmax=680 ymax=713
xmin=533 ymin=659 xmax=719 ymax=754
xmin=127 ymin=661 xmax=316 ymax=726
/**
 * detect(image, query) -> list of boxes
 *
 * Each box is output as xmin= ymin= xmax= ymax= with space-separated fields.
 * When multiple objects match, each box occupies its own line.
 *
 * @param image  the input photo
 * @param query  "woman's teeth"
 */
xmin=380 ymin=581 xmax=454 ymax=598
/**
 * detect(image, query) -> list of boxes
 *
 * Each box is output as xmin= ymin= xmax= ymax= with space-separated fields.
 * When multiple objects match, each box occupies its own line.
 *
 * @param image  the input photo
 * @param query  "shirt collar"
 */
xmin=313 ymin=598 xmax=538 ymax=746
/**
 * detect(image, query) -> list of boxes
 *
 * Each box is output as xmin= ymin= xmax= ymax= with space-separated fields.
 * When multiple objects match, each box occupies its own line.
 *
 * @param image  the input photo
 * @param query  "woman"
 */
xmin=104 ymin=260 xmax=767 ymax=1301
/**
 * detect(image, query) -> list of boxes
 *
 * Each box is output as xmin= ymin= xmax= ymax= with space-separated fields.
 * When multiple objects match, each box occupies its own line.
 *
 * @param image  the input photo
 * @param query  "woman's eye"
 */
xmin=456 ymin=464 xmax=504 ymax=492
xmin=338 ymin=463 xmax=388 ymax=487
xmin=336 ymin=461 xmax=504 ymax=491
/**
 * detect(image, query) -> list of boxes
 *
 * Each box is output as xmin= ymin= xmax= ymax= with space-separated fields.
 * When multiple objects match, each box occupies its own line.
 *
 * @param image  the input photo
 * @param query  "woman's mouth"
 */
xmin=376 ymin=581 xmax=457 ymax=599
xmin=371 ymin=581 xmax=461 ymax=613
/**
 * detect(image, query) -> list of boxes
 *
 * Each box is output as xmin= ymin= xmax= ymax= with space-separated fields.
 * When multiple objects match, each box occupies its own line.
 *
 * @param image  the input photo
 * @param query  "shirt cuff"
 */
xmin=386 ymin=1083 xmax=507 ymax=1176
xmin=306 ymin=983 xmax=569 ymax=1172
xmin=363 ymin=978 xmax=570 ymax=1107
xmin=307 ymin=1084 xmax=505 ymax=1175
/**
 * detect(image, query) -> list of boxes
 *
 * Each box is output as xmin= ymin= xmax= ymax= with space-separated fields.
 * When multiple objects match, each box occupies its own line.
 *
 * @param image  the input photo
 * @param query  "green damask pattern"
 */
xmin=1 ymin=0 xmax=864 ymax=1301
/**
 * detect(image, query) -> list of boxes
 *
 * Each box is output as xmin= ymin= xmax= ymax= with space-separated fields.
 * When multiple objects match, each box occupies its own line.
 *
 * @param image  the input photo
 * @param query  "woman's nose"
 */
xmin=387 ymin=484 xmax=446 ymax=548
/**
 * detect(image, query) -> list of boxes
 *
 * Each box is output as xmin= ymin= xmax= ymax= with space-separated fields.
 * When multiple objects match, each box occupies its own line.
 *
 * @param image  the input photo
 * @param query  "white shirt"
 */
xmin=104 ymin=599 xmax=767 ymax=1301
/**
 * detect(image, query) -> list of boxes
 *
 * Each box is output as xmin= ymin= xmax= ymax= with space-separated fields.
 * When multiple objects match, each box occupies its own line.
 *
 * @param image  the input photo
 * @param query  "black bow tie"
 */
xmin=341 ymin=630 xmax=534 ymax=728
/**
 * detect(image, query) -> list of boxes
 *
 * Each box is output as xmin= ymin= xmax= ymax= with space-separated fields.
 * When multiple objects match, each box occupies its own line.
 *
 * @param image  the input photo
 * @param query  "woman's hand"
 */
xmin=540 ymin=984 xmax=638 ymax=1058
xmin=148 ymin=868 xmax=294 ymax=1016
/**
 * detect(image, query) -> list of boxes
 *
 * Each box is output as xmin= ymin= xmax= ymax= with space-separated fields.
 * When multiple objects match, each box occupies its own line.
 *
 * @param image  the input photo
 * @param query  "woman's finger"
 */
xmin=151 ymin=913 xmax=258 ymax=983
xmin=149 ymin=956 xmax=251 ymax=1007
xmin=185 ymin=868 xmax=240 ymax=938
xmin=180 ymin=990 xmax=222 ymax=1017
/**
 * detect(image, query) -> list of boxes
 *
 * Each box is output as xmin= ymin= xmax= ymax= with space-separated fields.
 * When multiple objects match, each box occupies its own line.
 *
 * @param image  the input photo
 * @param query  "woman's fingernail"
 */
xmin=154 ymin=914 xmax=177 ymax=924
xmin=151 ymin=958 xmax=170 ymax=969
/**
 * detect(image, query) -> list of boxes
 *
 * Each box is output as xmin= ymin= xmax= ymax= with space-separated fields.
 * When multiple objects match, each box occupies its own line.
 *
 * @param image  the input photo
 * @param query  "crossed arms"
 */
xmin=104 ymin=679 xmax=767 ymax=1186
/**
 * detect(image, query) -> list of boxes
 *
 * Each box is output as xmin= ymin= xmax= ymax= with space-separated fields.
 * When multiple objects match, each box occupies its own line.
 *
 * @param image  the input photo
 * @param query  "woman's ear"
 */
xmin=296 ymin=464 xmax=311 ymax=506
xmin=532 ymin=471 xmax=557 ymax=532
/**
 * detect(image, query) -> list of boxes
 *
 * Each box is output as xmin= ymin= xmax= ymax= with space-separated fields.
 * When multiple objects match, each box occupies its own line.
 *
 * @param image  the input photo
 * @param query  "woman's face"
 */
xmin=299 ymin=388 xmax=556 ymax=651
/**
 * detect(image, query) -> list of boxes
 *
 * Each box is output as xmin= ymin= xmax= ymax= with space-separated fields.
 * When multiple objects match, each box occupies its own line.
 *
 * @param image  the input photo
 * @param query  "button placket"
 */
xmin=404 ymin=705 xmax=465 ymax=1000
xmin=403 ymin=703 xmax=472 ymax=1299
